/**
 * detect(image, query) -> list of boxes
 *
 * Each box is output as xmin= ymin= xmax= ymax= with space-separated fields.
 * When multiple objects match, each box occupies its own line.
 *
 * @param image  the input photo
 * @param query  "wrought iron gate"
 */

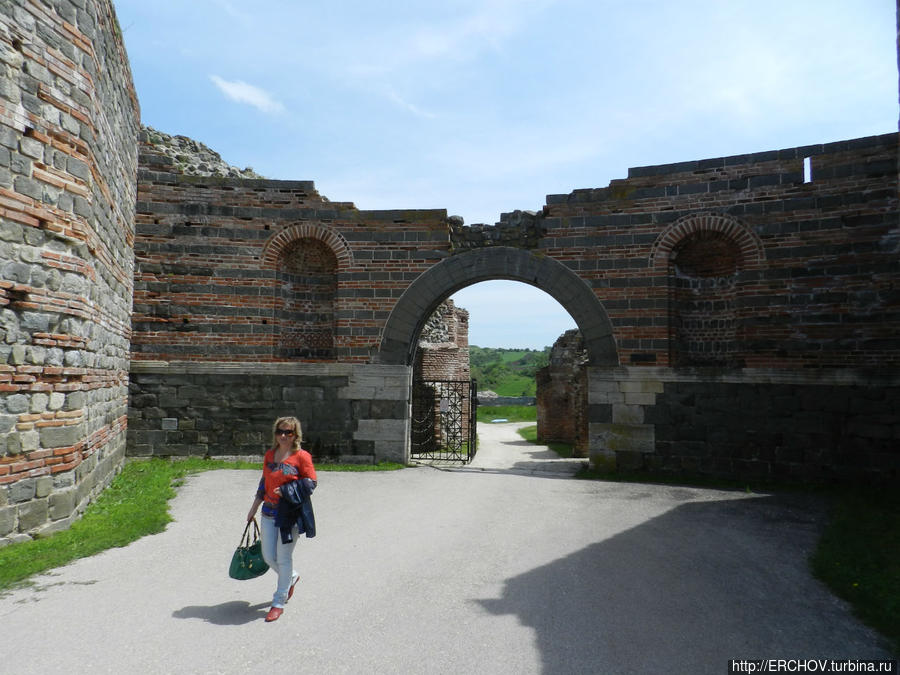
xmin=411 ymin=379 xmax=477 ymax=463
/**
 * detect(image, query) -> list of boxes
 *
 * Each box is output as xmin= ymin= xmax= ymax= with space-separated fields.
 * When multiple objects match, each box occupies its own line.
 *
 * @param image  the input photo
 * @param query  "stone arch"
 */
xmin=649 ymin=212 xmax=764 ymax=271
xmin=261 ymin=223 xmax=354 ymax=270
xmin=377 ymin=247 xmax=618 ymax=367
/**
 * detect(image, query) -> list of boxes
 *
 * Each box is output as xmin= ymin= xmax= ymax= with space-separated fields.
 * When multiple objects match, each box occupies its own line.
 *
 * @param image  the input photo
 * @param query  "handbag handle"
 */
xmin=240 ymin=518 xmax=262 ymax=547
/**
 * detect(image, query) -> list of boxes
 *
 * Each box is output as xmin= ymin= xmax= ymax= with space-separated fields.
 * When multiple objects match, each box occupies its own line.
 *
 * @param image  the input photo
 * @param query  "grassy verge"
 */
xmin=477 ymin=404 xmax=536 ymax=423
xmin=0 ymin=457 xmax=402 ymax=592
xmin=810 ymin=488 xmax=899 ymax=655
xmin=516 ymin=424 xmax=574 ymax=458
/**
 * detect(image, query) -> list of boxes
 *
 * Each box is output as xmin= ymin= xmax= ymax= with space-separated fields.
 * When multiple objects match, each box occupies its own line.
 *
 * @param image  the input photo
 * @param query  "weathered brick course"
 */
xmin=0 ymin=0 xmax=137 ymax=542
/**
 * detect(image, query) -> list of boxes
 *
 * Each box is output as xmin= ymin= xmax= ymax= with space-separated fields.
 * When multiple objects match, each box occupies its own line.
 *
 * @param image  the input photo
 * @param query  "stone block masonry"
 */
xmin=133 ymin=129 xmax=898 ymax=481
xmin=0 ymin=0 xmax=139 ymax=543
xmin=587 ymin=367 xmax=899 ymax=484
xmin=130 ymin=150 xmax=461 ymax=462
xmin=536 ymin=330 xmax=588 ymax=457
xmin=129 ymin=361 xmax=410 ymax=464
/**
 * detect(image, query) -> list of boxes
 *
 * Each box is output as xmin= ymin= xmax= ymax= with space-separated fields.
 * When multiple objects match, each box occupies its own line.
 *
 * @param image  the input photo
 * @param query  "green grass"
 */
xmin=516 ymin=424 xmax=575 ymax=458
xmin=810 ymin=488 xmax=899 ymax=655
xmin=476 ymin=404 xmax=536 ymax=423
xmin=0 ymin=457 xmax=402 ymax=592
xmin=492 ymin=373 xmax=536 ymax=397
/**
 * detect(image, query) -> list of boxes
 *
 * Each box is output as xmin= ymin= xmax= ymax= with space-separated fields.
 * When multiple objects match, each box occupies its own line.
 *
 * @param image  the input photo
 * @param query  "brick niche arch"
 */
xmin=377 ymin=246 xmax=618 ymax=366
xmin=651 ymin=213 xmax=764 ymax=367
xmin=261 ymin=223 xmax=354 ymax=270
xmin=649 ymin=212 xmax=764 ymax=271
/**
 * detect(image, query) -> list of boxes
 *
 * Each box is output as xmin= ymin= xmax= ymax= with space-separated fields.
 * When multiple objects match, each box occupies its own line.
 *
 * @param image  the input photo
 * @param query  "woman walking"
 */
xmin=246 ymin=416 xmax=317 ymax=622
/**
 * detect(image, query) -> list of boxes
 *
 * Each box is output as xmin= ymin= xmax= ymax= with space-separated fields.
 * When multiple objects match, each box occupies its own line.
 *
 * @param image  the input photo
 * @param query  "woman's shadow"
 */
xmin=173 ymin=601 xmax=270 ymax=626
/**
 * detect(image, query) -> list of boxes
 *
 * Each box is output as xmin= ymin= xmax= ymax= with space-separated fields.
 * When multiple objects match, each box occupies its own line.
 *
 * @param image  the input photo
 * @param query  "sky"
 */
xmin=114 ymin=0 xmax=898 ymax=349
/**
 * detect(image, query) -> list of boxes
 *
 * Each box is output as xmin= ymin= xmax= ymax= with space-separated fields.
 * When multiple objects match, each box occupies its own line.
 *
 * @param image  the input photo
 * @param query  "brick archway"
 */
xmin=649 ymin=212 xmax=764 ymax=271
xmin=261 ymin=223 xmax=354 ymax=270
xmin=377 ymin=246 xmax=618 ymax=366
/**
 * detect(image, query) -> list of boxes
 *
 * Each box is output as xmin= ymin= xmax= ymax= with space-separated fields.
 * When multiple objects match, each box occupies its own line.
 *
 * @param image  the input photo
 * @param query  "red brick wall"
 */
xmin=415 ymin=300 xmax=470 ymax=382
xmin=536 ymin=330 xmax=588 ymax=456
xmin=540 ymin=133 xmax=898 ymax=368
xmin=134 ymin=145 xmax=451 ymax=363
xmin=1 ymin=0 xmax=139 ymax=539
xmin=135 ymin=134 xmax=897 ymax=373
xmin=276 ymin=237 xmax=337 ymax=358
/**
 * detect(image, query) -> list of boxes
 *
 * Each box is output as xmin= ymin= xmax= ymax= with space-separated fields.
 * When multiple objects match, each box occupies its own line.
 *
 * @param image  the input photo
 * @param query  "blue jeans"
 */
xmin=259 ymin=515 xmax=298 ymax=608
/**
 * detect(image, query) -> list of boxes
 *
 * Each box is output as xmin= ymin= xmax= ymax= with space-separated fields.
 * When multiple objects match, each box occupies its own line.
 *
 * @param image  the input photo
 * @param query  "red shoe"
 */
xmin=288 ymin=574 xmax=300 ymax=602
xmin=265 ymin=607 xmax=283 ymax=622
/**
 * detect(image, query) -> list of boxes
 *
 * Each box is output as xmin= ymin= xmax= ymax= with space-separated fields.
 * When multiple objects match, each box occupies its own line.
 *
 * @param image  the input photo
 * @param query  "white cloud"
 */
xmin=209 ymin=75 xmax=285 ymax=114
xmin=387 ymin=89 xmax=437 ymax=119
xmin=341 ymin=0 xmax=553 ymax=80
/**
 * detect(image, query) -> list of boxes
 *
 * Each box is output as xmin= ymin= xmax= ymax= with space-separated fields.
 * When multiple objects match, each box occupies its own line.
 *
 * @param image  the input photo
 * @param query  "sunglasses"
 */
xmin=276 ymin=429 xmax=295 ymax=436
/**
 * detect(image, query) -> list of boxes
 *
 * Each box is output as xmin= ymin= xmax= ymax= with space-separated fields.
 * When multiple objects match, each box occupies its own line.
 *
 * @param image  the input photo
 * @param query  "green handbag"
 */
xmin=229 ymin=518 xmax=270 ymax=580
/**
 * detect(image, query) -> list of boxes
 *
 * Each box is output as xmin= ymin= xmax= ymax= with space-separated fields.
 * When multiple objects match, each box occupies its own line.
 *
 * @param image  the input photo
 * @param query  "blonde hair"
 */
xmin=271 ymin=416 xmax=302 ymax=452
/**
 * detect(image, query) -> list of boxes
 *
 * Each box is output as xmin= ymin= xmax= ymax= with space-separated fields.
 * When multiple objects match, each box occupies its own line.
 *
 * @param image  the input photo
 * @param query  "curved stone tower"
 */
xmin=0 ymin=0 xmax=139 ymax=543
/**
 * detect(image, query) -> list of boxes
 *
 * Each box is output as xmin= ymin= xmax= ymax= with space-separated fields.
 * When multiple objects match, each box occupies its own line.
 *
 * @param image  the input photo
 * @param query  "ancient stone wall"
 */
xmin=132 ymin=129 xmax=898 ymax=479
xmin=128 ymin=362 xmax=409 ymax=463
xmin=588 ymin=367 xmax=898 ymax=483
xmin=0 ymin=0 xmax=139 ymax=543
xmin=539 ymin=133 xmax=898 ymax=369
xmin=535 ymin=330 xmax=588 ymax=457
xmin=129 ymin=142 xmax=457 ymax=461
xmin=133 ymin=140 xmax=451 ymax=364
xmin=414 ymin=299 xmax=470 ymax=382
xmin=538 ymin=134 xmax=899 ymax=482
xmin=446 ymin=135 xmax=898 ymax=370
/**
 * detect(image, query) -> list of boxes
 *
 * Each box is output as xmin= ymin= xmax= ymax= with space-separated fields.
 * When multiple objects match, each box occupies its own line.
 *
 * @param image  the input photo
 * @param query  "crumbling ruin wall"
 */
xmin=131 ymin=129 xmax=899 ymax=481
xmin=0 ymin=0 xmax=139 ymax=543
xmin=128 ymin=138 xmax=455 ymax=462
xmin=414 ymin=299 xmax=470 ymax=383
xmin=532 ymin=133 xmax=899 ymax=482
xmin=536 ymin=330 xmax=588 ymax=457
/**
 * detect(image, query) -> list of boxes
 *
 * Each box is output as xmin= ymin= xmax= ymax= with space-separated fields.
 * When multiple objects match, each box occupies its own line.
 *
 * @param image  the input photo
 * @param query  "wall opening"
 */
xmin=275 ymin=237 xmax=337 ymax=359
xmin=447 ymin=280 xmax=586 ymax=455
xmin=668 ymin=231 xmax=741 ymax=367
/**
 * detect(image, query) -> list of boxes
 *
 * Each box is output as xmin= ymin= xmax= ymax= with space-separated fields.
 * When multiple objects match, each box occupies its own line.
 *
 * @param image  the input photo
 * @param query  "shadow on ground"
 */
xmin=173 ymin=601 xmax=270 ymax=626
xmin=476 ymin=493 xmax=892 ymax=674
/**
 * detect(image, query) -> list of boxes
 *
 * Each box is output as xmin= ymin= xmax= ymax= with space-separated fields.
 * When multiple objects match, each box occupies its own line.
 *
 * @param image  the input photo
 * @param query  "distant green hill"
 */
xmin=469 ymin=346 xmax=549 ymax=396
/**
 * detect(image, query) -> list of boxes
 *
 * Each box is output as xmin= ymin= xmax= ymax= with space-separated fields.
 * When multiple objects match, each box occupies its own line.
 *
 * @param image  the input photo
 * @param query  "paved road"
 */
xmin=0 ymin=424 xmax=892 ymax=674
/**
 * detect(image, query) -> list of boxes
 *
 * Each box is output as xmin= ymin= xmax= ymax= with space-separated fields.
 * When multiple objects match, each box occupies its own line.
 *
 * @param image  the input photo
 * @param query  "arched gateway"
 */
xmin=377 ymin=247 xmax=618 ymax=367
xmin=4 ymin=0 xmax=896 ymax=544
xmin=120 ymin=129 xmax=897 ymax=497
